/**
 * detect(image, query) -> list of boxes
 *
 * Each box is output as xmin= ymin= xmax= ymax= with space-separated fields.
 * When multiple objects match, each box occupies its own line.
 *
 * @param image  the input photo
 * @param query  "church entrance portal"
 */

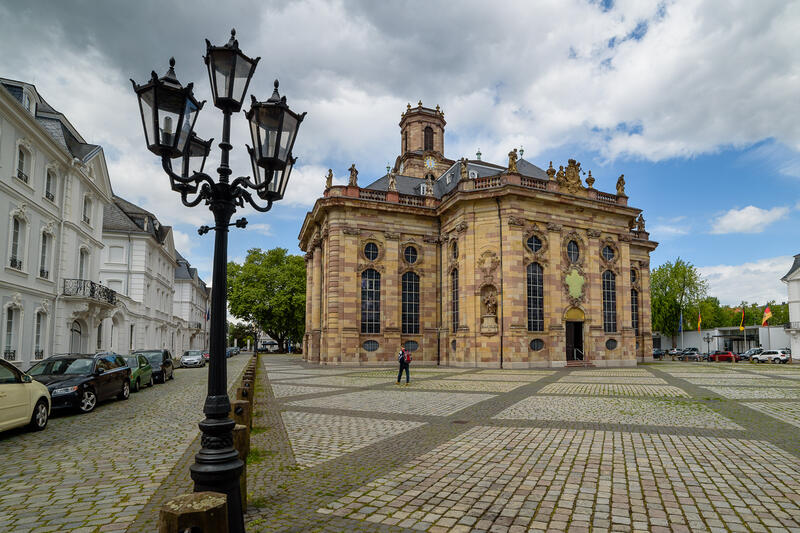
xmin=565 ymin=322 xmax=584 ymax=361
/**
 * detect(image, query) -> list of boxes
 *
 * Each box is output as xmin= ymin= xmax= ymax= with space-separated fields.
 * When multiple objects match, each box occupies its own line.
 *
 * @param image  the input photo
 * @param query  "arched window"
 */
xmin=4 ymin=307 xmax=17 ymax=361
xmin=361 ymin=269 xmax=381 ymax=334
xmin=451 ymin=269 xmax=459 ymax=332
xmin=527 ymin=263 xmax=544 ymax=332
xmin=424 ymin=126 xmax=433 ymax=151
xmin=45 ymin=170 xmax=56 ymax=201
xmin=70 ymin=321 xmax=82 ymax=353
xmin=39 ymin=232 xmax=50 ymax=279
xmin=97 ymin=322 xmax=103 ymax=350
xmin=79 ymin=249 xmax=89 ymax=279
xmin=631 ymin=289 xmax=639 ymax=337
xmin=602 ymin=270 xmax=617 ymax=333
xmin=16 ymin=147 xmax=29 ymax=183
xmin=35 ymin=312 xmax=45 ymax=359
xmin=401 ymin=271 xmax=420 ymax=334
xmin=10 ymin=217 xmax=23 ymax=270
xmin=567 ymin=240 xmax=579 ymax=263
xmin=82 ymin=197 xmax=92 ymax=225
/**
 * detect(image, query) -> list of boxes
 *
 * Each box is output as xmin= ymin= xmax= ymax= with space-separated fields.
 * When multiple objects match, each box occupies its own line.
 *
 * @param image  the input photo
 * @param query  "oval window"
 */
xmin=362 ymin=340 xmax=379 ymax=352
xmin=605 ymin=339 xmax=618 ymax=350
xmin=601 ymin=245 xmax=615 ymax=261
xmin=527 ymin=235 xmax=542 ymax=253
xmin=404 ymin=246 xmax=418 ymax=264
xmin=404 ymin=340 xmax=419 ymax=352
xmin=530 ymin=339 xmax=544 ymax=351
xmin=567 ymin=240 xmax=579 ymax=263
xmin=364 ymin=242 xmax=378 ymax=261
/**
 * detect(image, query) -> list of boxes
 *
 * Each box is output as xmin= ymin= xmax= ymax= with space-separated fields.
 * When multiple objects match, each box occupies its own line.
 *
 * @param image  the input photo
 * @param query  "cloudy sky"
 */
xmin=1 ymin=0 xmax=798 ymax=305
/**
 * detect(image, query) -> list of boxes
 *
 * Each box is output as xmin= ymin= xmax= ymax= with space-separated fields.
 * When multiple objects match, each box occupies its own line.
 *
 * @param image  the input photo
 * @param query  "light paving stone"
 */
xmin=704 ymin=387 xmax=800 ymax=399
xmin=494 ymin=396 xmax=742 ymax=429
xmin=402 ymin=379 xmax=527 ymax=393
xmin=318 ymin=427 xmax=800 ymax=531
xmin=278 ymin=375 xmax=397 ymax=387
xmin=538 ymin=383 xmax=689 ymax=398
xmin=444 ymin=374 xmax=546 ymax=382
xmin=270 ymin=383 xmax=345 ymax=398
xmin=743 ymin=402 xmax=800 ymax=429
xmin=557 ymin=375 xmax=668 ymax=384
xmin=684 ymin=378 xmax=799 ymax=387
xmin=281 ymin=411 xmax=424 ymax=468
xmin=285 ymin=390 xmax=495 ymax=417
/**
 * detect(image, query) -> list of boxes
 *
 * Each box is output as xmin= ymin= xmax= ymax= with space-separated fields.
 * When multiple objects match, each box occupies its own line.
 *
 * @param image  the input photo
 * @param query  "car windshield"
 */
xmin=146 ymin=355 xmax=162 ymax=365
xmin=125 ymin=357 xmax=139 ymax=368
xmin=185 ymin=351 xmax=202 ymax=357
xmin=28 ymin=358 xmax=94 ymax=376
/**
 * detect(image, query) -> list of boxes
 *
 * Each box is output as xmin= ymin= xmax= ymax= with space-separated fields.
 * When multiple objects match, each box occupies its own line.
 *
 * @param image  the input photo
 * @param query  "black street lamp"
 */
xmin=130 ymin=29 xmax=304 ymax=533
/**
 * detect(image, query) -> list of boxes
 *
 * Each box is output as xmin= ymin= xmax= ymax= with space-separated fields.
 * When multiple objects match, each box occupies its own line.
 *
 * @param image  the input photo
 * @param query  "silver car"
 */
xmin=180 ymin=350 xmax=206 ymax=368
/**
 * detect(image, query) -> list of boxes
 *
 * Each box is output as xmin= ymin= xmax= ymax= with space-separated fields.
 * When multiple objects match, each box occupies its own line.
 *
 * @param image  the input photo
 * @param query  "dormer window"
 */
xmin=446 ymin=173 xmax=452 ymax=184
xmin=420 ymin=183 xmax=427 ymax=196
xmin=22 ymin=91 xmax=32 ymax=113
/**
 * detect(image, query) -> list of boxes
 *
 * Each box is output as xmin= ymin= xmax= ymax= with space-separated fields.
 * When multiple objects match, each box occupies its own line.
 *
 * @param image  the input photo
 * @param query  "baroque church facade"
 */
xmin=298 ymin=103 xmax=657 ymax=367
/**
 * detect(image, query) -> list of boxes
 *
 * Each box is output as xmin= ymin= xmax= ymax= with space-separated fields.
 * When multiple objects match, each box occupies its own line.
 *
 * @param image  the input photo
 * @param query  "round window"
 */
xmin=630 ymin=269 xmax=637 ymax=283
xmin=605 ymin=339 xmax=618 ymax=350
xmin=530 ymin=339 xmax=544 ymax=351
xmin=404 ymin=340 xmax=419 ymax=352
xmin=364 ymin=242 xmax=378 ymax=261
xmin=451 ymin=339 xmax=456 ymax=351
xmin=362 ymin=340 xmax=379 ymax=352
xmin=601 ymin=245 xmax=615 ymax=261
xmin=452 ymin=241 xmax=458 ymax=259
xmin=404 ymin=246 xmax=418 ymax=264
xmin=567 ymin=240 xmax=579 ymax=263
xmin=527 ymin=235 xmax=542 ymax=253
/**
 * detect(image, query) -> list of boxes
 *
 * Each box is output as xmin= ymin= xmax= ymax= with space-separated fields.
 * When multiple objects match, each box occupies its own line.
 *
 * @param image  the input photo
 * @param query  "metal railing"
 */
xmin=39 ymin=268 xmax=49 ymax=279
xmin=3 ymin=350 xmax=16 ymax=361
xmin=62 ymin=279 xmax=116 ymax=305
xmin=34 ymin=350 xmax=44 ymax=360
xmin=189 ymin=321 xmax=203 ymax=330
xmin=16 ymin=169 xmax=28 ymax=183
xmin=45 ymin=191 xmax=55 ymax=201
xmin=9 ymin=256 xmax=22 ymax=270
xmin=82 ymin=214 xmax=91 ymax=225
xmin=574 ymin=348 xmax=584 ymax=361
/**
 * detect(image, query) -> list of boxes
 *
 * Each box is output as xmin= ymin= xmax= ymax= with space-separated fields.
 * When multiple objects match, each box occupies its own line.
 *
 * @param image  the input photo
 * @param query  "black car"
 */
xmin=132 ymin=349 xmax=175 ymax=383
xmin=652 ymin=348 xmax=664 ymax=360
xmin=27 ymin=353 xmax=131 ymax=413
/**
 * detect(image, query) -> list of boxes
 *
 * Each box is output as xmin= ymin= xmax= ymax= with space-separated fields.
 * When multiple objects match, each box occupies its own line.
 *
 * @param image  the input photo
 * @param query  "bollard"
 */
xmin=233 ymin=424 xmax=249 ymax=513
xmin=231 ymin=399 xmax=252 ymax=429
xmin=159 ymin=492 xmax=228 ymax=533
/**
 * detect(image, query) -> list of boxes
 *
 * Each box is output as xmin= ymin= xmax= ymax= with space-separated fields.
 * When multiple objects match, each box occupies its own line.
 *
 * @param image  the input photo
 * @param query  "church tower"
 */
xmin=395 ymin=101 xmax=450 ymax=179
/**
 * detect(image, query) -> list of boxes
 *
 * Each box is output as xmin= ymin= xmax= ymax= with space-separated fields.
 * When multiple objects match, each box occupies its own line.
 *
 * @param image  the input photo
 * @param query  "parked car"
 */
xmin=125 ymin=354 xmax=153 ymax=392
xmin=27 ymin=353 xmax=131 ymax=413
xmin=133 ymin=349 xmax=175 ymax=382
xmin=652 ymin=348 xmax=664 ymax=360
xmin=226 ymin=347 xmax=236 ymax=358
xmin=754 ymin=349 xmax=791 ymax=364
xmin=680 ymin=348 xmax=701 ymax=361
xmin=0 ymin=359 xmax=50 ymax=433
xmin=202 ymin=350 xmax=210 ymax=362
xmin=180 ymin=350 xmax=206 ymax=368
xmin=739 ymin=348 xmax=763 ymax=362
xmin=708 ymin=350 xmax=738 ymax=362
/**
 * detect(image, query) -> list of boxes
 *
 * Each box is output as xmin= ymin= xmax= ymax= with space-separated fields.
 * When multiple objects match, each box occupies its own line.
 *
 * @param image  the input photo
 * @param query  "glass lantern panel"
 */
xmin=138 ymin=87 xmax=156 ymax=147
xmin=156 ymin=88 xmax=186 ymax=149
xmin=211 ymin=50 xmax=235 ymax=100
xmin=278 ymin=112 xmax=298 ymax=162
xmin=176 ymin=99 xmax=199 ymax=155
xmin=257 ymin=108 xmax=281 ymax=162
xmin=231 ymin=56 xmax=253 ymax=105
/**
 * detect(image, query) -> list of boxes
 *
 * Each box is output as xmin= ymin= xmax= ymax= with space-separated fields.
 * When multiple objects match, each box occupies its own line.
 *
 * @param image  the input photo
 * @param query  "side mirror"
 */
xmin=22 ymin=374 xmax=32 ymax=383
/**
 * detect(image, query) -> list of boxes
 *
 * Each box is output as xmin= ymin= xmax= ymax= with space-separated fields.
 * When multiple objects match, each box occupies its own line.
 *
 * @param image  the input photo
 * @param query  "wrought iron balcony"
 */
xmin=189 ymin=321 xmax=203 ymax=330
xmin=3 ymin=350 xmax=16 ymax=361
xmin=82 ymin=214 xmax=91 ymax=225
xmin=62 ymin=279 xmax=116 ymax=305
xmin=9 ymin=256 xmax=22 ymax=270
xmin=45 ymin=191 xmax=55 ymax=201
xmin=34 ymin=350 xmax=44 ymax=360
xmin=39 ymin=268 xmax=49 ymax=279
xmin=16 ymin=169 xmax=28 ymax=183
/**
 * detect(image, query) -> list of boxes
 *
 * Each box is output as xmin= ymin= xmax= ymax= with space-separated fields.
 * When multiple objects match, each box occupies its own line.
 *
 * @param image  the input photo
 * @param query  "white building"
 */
xmin=1 ymin=78 xmax=114 ymax=369
xmin=1 ymin=78 xmax=210 ymax=369
xmin=782 ymin=254 xmax=800 ymax=362
xmin=653 ymin=325 xmax=790 ymax=354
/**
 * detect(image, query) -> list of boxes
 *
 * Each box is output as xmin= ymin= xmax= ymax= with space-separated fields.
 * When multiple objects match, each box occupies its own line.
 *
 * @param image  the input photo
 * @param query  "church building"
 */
xmin=298 ymin=103 xmax=657 ymax=367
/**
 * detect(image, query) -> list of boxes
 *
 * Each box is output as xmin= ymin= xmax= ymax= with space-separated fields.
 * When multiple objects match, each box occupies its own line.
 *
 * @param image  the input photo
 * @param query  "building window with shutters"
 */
xmin=401 ymin=271 xmax=420 ymax=334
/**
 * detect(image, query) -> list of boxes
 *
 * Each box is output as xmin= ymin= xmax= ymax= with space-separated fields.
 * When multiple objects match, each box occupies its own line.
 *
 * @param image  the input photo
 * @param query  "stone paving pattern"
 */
xmin=538 ymin=382 xmax=690 ymax=398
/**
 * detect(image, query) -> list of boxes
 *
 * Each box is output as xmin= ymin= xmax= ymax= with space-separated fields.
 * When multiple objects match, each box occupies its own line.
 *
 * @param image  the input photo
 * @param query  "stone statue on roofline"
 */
xmin=388 ymin=171 xmax=397 ymax=192
xmin=460 ymin=158 xmax=469 ymax=181
xmin=508 ymin=148 xmax=518 ymax=173
xmin=636 ymin=213 xmax=645 ymax=232
xmin=348 ymin=164 xmax=358 ymax=187
xmin=325 ymin=169 xmax=333 ymax=190
xmin=616 ymin=174 xmax=626 ymax=196
xmin=425 ymin=174 xmax=435 ymax=197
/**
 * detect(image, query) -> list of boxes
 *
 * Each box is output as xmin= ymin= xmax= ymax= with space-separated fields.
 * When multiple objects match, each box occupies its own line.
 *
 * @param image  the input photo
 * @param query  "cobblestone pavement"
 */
xmin=244 ymin=358 xmax=800 ymax=532
xmin=0 ymin=355 xmax=249 ymax=532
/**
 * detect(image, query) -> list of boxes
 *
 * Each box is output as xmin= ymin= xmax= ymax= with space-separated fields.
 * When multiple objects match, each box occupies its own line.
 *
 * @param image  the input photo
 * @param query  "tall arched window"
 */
xmin=45 ymin=170 xmax=56 ymax=201
xmin=451 ymin=269 xmax=459 ymax=332
xmin=70 ymin=320 xmax=82 ymax=353
xmin=527 ymin=263 xmax=544 ymax=332
xmin=361 ymin=269 xmax=381 ymax=334
xmin=424 ymin=126 xmax=433 ymax=151
xmin=602 ymin=270 xmax=617 ymax=333
xmin=401 ymin=271 xmax=420 ymax=334
xmin=631 ymin=289 xmax=639 ymax=337
xmin=34 ymin=312 xmax=45 ymax=359
xmin=10 ymin=217 xmax=22 ymax=270
xmin=4 ymin=307 xmax=17 ymax=361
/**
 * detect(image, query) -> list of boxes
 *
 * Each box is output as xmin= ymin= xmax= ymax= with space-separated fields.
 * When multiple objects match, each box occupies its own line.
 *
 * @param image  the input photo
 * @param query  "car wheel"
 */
xmin=118 ymin=380 xmax=130 ymax=400
xmin=29 ymin=399 xmax=49 ymax=431
xmin=149 ymin=374 xmax=154 ymax=387
xmin=79 ymin=388 xmax=97 ymax=413
xmin=169 ymin=369 xmax=175 ymax=380
xmin=133 ymin=378 xmax=140 ymax=392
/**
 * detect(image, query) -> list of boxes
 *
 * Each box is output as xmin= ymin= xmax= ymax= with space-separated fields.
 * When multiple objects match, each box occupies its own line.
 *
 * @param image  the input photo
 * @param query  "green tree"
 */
xmin=227 ymin=321 xmax=257 ymax=348
xmin=651 ymin=257 xmax=708 ymax=346
xmin=227 ymin=248 xmax=306 ymax=352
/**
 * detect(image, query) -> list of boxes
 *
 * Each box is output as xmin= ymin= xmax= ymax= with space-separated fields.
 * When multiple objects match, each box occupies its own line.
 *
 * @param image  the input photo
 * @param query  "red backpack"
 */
xmin=404 ymin=350 xmax=412 ymax=363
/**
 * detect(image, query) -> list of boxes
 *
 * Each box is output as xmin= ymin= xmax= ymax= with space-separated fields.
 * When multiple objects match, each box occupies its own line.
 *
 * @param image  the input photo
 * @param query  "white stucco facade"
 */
xmin=782 ymin=254 xmax=800 ymax=362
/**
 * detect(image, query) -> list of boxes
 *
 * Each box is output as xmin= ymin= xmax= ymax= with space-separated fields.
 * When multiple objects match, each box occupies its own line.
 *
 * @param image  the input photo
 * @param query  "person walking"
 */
xmin=397 ymin=345 xmax=411 ymax=385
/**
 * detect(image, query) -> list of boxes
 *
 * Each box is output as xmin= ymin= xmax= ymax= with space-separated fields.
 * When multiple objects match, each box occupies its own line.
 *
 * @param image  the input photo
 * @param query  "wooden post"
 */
xmin=231 ymin=399 xmax=252 ymax=429
xmin=233 ymin=424 xmax=249 ymax=513
xmin=159 ymin=492 xmax=228 ymax=533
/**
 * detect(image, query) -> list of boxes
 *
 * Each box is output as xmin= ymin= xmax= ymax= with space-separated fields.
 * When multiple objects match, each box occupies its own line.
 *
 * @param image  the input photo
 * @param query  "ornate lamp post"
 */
xmin=130 ymin=30 xmax=304 ymax=533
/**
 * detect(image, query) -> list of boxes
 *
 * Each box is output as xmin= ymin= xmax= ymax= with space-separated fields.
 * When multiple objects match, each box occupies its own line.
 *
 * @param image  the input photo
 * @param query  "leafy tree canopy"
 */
xmin=651 ymin=257 xmax=707 ymax=338
xmin=227 ymin=247 xmax=306 ymax=351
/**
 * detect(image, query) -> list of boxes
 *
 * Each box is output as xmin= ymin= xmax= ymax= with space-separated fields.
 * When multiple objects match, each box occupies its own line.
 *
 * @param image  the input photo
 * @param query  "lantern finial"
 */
xmin=268 ymin=80 xmax=281 ymax=102
xmin=227 ymin=29 xmax=237 ymax=47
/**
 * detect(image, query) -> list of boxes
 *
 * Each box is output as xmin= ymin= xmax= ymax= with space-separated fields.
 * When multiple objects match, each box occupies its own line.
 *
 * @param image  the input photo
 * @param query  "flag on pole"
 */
xmin=737 ymin=308 xmax=744 ymax=331
xmin=762 ymin=306 xmax=772 ymax=326
xmin=697 ymin=311 xmax=702 ymax=332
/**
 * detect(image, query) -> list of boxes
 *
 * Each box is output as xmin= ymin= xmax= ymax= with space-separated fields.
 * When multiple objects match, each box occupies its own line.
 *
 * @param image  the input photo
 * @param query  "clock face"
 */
xmin=424 ymin=156 xmax=436 ymax=170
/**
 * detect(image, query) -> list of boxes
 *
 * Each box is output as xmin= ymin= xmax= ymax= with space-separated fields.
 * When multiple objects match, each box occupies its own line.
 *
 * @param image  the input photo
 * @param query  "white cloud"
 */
xmin=699 ymin=256 xmax=794 ymax=306
xmin=247 ymin=223 xmax=272 ymax=236
xmin=710 ymin=205 xmax=789 ymax=234
xmin=650 ymin=224 xmax=688 ymax=238
xmin=172 ymin=230 xmax=194 ymax=254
